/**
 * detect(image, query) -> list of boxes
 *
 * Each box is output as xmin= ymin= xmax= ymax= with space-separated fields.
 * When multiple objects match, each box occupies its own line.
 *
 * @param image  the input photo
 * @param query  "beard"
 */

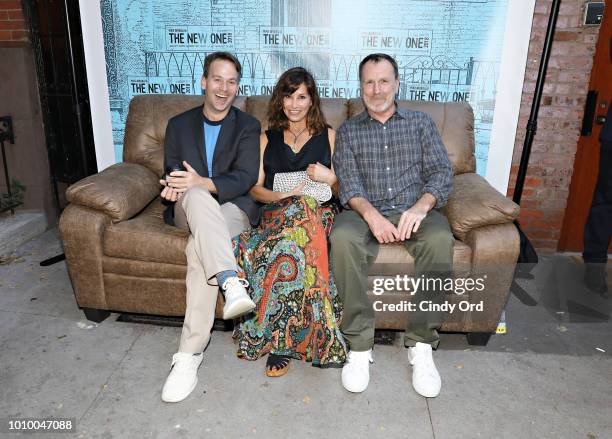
xmin=363 ymin=94 xmax=395 ymax=114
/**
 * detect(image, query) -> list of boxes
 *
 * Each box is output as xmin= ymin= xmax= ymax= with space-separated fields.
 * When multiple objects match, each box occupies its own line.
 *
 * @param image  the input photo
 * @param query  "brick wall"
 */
xmin=0 ymin=0 xmax=27 ymax=43
xmin=508 ymin=0 xmax=603 ymax=252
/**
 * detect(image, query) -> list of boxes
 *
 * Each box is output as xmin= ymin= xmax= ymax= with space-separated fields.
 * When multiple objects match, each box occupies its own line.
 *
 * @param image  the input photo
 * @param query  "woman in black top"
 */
xmin=232 ymin=68 xmax=347 ymax=376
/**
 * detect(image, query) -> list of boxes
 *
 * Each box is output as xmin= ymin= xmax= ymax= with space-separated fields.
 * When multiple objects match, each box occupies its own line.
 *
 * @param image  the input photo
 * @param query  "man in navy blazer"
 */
xmin=159 ymin=52 xmax=260 ymax=403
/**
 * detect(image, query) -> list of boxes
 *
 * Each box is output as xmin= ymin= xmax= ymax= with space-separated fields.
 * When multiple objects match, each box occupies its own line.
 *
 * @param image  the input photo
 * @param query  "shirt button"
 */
xmin=384 ymin=145 xmax=388 ymax=149
xmin=386 ymin=167 xmax=390 ymax=171
xmin=391 ymin=205 xmax=396 ymax=209
xmin=383 ymin=126 xmax=387 ymax=130
xmin=388 ymin=188 xmax=392 ymax=191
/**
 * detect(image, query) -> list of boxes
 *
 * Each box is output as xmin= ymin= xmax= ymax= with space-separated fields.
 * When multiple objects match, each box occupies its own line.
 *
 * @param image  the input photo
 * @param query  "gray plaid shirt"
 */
xmin=333 ymin=106 xmax=453 ymax=214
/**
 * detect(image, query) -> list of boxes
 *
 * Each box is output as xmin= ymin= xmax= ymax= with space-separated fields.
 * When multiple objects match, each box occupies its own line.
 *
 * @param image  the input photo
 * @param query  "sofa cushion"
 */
xmin=123 ymin=95 xmax=247 ymax=176
xmin=348 ymin=99 xmax=476 ymax=175
xmin=443 ymin=173 xmax=520 ymax=240
xmin=369 ymin=239 xmax=472 ymax=276
xmin=122 ymin=95 xmax=476 ymax=177
xmin=104 ymin=198 xmax=189 ymax=265
xmin=103 ymin=196 xmax=472 ymax=274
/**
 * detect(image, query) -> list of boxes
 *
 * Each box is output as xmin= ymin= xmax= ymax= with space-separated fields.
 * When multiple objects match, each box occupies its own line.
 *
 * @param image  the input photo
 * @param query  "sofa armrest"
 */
xmin=462 ymin=222 xmax=520 ymax=332
xmin=59 ymin=204 xmax=111 ymax=309
xmin=66 ymin=162 xmax=160 ymax=222
xmin=442 ymin=173 xmax=519 ymax=240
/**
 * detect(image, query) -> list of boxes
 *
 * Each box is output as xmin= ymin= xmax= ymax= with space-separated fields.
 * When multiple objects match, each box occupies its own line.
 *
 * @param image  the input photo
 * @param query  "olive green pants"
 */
xmin=330 ymin=209 xmax=453 ymax=351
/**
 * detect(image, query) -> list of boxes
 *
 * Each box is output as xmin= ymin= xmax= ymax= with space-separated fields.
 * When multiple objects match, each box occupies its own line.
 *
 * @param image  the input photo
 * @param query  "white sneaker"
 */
xmin=222 ymin=277 xmax=255 ymax=319
xmin=341 ymin=349 xmax=374 ymax=393
xmin=161 ymin=352 xmax=203 ymax=403
xmin=407 ymin=342 xmax=441 ymax=398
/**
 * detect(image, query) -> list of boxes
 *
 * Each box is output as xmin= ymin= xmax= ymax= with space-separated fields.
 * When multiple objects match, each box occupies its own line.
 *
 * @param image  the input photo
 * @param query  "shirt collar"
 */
xmin=395 ymin=106 xmax=410 ymax=119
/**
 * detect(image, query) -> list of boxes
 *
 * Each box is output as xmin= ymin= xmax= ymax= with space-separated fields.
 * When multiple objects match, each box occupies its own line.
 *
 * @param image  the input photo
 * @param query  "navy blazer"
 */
xmin=163 ymin=105 xmax=261 ymax=226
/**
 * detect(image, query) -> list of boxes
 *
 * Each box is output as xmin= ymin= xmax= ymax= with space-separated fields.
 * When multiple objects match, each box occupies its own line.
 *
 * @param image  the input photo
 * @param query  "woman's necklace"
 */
xmin=287 ymin=126 xmax=308 ymax=153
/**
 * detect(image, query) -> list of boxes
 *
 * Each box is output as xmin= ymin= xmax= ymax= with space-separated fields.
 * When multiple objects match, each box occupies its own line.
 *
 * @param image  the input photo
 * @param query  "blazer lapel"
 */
xmin=192 ymin=106 xmax=207 ymax=177
xmin=212 ymin=107 xmax=236 ymax=175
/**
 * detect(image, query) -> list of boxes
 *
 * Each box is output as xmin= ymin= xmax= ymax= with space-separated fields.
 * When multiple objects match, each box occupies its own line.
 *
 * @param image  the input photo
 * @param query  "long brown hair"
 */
xmin=267 ymin=67 xmax=328 ymax=135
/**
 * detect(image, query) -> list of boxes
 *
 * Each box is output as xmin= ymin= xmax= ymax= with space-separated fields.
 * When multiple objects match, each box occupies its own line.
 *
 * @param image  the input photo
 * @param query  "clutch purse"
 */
xmin=272 ymin=171 xmax=332 ymax=203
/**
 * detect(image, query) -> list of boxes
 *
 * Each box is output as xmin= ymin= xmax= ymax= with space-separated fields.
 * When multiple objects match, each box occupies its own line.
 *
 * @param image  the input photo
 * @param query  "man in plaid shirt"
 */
xmin=331 ymin=53 xmax=454 ymax=398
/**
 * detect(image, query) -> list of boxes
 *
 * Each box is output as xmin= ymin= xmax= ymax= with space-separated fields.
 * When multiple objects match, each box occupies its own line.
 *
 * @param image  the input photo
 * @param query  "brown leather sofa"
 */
xmin=59 ymin=94 xmax=520 ymax=345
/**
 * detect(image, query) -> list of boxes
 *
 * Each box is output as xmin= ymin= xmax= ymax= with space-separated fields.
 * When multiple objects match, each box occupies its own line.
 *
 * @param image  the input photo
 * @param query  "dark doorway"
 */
xmin=22 ymin=0 xmax=97 ymax=210
xmin=559 ymin=6 xmax=611 ymax=253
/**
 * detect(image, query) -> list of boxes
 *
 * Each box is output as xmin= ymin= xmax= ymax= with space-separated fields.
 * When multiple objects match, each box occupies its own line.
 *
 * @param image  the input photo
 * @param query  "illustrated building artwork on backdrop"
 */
xmin=100 ymin=0 xmax=508 ymax=174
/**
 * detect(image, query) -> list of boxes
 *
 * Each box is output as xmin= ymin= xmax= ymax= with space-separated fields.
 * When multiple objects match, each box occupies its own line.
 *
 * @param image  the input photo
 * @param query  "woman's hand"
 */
xmin=283 ymin=181 xmax=307 ymax=198
xmin=307 ymin=162 xmax=334 ymax=184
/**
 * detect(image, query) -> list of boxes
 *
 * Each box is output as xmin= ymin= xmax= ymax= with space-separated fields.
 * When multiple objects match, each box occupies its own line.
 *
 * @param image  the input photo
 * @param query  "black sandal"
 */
xmin=265 ymin=354 xmax=291 ymax=377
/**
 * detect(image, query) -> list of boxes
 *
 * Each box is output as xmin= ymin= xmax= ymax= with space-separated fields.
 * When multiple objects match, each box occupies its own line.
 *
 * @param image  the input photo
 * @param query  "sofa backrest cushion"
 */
xmin=122 ymin=95 xmax=475 ymax=176
xmin=123 ymin=95 xmax=247 ymax=176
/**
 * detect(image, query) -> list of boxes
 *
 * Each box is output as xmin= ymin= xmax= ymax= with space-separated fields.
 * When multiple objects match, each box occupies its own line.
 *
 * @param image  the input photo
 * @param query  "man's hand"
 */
xmin=164 ymin=160 xmax=217 ymax=194
xmin=364 ymin=208 xmax=400 ymax=244
xmin=306 ymin=162 xmax=334 ymax=185
xmin=397 ymin=204 xmax=428 ymax=240
xmin=397 ymin=193 xmax=436 ymax=240
xmin=159 ymin=179 xmax=182 ymax=202
xmin=165 ymin=161 xmax=204 ymax=190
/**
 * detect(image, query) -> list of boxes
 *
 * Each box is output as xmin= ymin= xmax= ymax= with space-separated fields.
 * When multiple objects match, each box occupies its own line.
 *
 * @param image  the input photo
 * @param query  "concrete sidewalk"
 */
xmin=0 ymin=230 xmax=610 ymax=439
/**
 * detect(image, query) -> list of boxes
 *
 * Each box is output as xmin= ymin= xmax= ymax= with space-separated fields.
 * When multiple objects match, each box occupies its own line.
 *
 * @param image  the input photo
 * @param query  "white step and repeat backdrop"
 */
xmin=80 ymin=0 xmax=536 ymax=193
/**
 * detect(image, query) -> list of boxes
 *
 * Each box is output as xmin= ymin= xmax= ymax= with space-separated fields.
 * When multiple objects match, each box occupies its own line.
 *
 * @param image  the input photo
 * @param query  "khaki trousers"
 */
xmin=174 ymin=187 xmax=250 ymax=353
